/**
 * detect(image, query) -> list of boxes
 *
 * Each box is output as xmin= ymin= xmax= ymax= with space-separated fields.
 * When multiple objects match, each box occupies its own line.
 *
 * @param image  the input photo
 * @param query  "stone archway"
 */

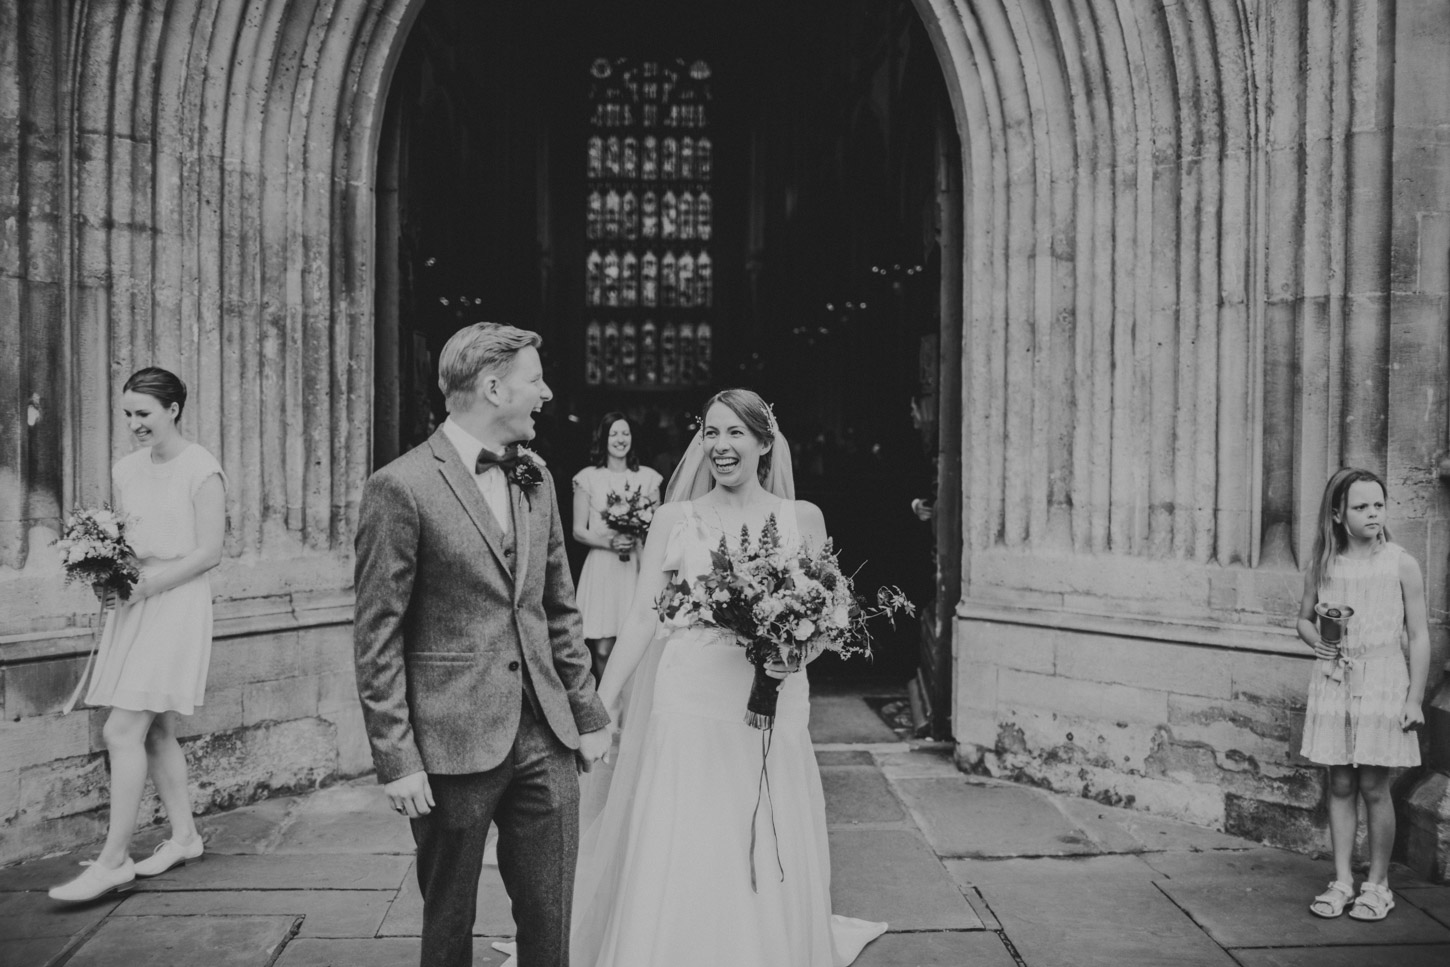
xmin=5 ymin=0 xmax=1447 ymax=857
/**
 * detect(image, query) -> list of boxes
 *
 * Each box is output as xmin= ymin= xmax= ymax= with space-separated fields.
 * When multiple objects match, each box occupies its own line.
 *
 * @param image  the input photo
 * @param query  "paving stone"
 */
xmin=829 ymin=828 xmax=981 ymax=931
xmin=852 ymin=930 xmax=1017 ymax=967
xmin=822 ymin=766 xmax=906 ymax=825
xmin=876 ymin=747 xmax=963 ymax=780
xmin=0 ymin=890 xmax=123 ymax=938
xmin=0 ymin=936 xmax=72 ymax=967
xmin=112 ymin=890 xmax=393 ymax=938
xmin=1401 ymin=886 xmax=1450 ymax=928
xmin=945 ymin=854 xmax=1164 ymax=890
xmin=66 ymin=915 xmax=297 ymax=967
xmin=127 ymin=853 xmax=412 ymax=892
xmin=948 ymin=857 xmax=1237 ymax=967
xmin=1156 ymin=873 xmax=1450 ymax=948
xmin=895 ymin=777 xmax=1096 ymax=857
xmin=193 ymin=796 xmax=297 ymax=854
xmin=808 ymin=693 xmax=899 ymax=744
xmin=0 ymin=854 xmax=96 ymax=892
xmin=274 ymin=936 xmax=510 ymax=966
xmin=1054 ymin=795 xmax=1259 ymax=854
xmin=378 ymin=860 xmax=515 ymax=937
xmin=271 ymin=784 xmax=416 ymax=855
xmin=1139 ymin=847 xmax=1329 ymax=880
xmin=817 ymin=750 xmax=876 ymax=767
xmin=1231 ymin=945 xmax=1450 ymax=967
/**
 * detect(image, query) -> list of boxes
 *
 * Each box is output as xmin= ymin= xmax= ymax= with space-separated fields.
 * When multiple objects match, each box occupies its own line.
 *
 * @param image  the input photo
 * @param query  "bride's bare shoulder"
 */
xmin=650 ymin=500 xmax=689 ymax=531
xmin=792 ymin=500 xmax=827 ymax=545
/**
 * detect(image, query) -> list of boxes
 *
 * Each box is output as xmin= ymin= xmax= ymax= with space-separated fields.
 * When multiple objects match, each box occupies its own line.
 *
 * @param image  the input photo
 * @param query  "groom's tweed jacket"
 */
xmin=354 ymin=429 xmax=610 ymax=783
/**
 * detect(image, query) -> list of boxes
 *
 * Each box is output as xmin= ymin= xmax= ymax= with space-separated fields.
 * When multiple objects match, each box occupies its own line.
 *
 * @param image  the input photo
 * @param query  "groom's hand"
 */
xmin=385 ymin=771 xmax=435 ymax=819
xmin=576 ymin=727 xmax=612 ymax=773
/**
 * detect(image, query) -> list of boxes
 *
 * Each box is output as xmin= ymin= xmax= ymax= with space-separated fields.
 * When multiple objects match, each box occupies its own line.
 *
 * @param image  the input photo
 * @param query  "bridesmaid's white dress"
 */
xmin=568 ymin=499 xmax=886 ymax=967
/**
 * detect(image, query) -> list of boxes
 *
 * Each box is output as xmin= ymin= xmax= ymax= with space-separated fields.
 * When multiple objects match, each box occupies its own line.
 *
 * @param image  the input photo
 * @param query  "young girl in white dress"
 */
xmin=572 ymin=412 xmax=662 ymax=682
xmin=50 ymin=368 xmax=226 ymax=903
xmin=1297 ymin=468 xmax=1428 ymax=922
xmin=570 ymin=389 xmax=886 ymax=967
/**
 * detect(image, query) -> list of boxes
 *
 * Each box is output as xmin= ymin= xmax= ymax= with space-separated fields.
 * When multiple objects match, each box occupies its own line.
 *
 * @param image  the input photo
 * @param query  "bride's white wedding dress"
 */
xmin=568 ymin=499 xmax=886 ymax=967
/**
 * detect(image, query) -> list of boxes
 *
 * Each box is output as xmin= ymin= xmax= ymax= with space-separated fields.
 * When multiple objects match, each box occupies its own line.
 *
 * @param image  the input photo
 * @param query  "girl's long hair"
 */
xmin=1309 ymin=467 xmax=1391 ymax=592
xmin=589 ymin=411 xmax=640 ymax=471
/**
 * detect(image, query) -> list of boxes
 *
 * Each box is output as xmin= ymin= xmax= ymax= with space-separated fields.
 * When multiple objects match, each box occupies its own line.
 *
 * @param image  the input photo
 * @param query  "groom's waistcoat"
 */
xmin=353 ymin=431 xmax=609 ymax=783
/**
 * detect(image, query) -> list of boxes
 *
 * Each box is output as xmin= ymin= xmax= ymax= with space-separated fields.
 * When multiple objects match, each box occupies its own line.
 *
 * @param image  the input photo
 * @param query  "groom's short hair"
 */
xmin=439 ymin=322 xmax=542 ymax=411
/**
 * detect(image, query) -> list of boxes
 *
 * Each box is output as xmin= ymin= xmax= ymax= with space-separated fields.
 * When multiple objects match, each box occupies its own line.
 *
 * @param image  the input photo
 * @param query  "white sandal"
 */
xmin=1347 ymin=882 xmax=1394 ymax=921
xmin=1309 ymin=879 xmax=1355 ymax=918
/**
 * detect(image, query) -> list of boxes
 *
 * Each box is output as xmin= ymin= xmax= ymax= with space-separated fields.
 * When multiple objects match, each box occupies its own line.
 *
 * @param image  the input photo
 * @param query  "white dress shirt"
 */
xmin=441 ymin=417 xmax=511 ymax=536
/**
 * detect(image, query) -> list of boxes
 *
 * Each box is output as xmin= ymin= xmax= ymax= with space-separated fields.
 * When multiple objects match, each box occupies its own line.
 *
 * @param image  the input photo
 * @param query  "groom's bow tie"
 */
xmin=475 ymin=446 xmax=522 ymax=475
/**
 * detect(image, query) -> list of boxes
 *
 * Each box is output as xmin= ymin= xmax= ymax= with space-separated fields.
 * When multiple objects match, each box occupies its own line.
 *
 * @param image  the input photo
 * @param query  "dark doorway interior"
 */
xmin=376 ymin=0 xmax=960 ymax=694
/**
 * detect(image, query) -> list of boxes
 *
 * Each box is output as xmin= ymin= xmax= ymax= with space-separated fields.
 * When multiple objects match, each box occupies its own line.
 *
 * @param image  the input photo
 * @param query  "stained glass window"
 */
xmin=583 ymin=57 xmax=714 ymax=390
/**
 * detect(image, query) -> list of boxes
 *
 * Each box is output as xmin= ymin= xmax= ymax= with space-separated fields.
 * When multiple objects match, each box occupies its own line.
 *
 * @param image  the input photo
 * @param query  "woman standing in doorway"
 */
xmin=572 ymin=412 xmax=662 ymax=682
xmin=50 ymin=367 xmax=226 ymax=903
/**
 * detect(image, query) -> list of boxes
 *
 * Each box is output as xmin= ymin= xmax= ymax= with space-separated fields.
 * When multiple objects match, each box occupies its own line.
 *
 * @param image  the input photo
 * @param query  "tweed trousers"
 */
xmin=411 ymin=702 xmax=580 ymax=967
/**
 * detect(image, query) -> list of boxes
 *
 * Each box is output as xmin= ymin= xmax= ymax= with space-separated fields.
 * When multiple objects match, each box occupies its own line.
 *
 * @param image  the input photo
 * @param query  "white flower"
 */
xmin=711 ymin=589 xmax=731 ymax=603
xmin=792 ymin=618 xmax=816 ymax=641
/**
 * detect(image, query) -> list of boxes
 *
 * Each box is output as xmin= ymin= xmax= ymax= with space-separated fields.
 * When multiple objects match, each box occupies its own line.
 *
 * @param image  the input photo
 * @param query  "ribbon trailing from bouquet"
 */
xmin=748 ymin=727 xmax=785 ymax=893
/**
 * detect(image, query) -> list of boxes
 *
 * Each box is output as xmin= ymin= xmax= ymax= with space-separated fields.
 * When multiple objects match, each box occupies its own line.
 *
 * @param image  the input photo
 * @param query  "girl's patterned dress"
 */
xmin=1300 ymin=542 xmax=1420 ymax=767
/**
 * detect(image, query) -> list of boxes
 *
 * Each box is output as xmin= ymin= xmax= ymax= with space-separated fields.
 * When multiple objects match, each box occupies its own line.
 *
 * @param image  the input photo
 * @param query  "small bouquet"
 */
xmin=54 ymin=506 xmax=141 ymax=715
xmin=656 ymin=514 xmax=913 ymax=729
xmin=600 ymin=483 xmax=656 ymax=561
xmin=54 ymin=506 xmax=141 ymax=602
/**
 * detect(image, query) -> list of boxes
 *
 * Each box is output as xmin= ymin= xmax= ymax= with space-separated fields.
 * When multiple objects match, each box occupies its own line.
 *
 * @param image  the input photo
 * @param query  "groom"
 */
xmin=354 ymin=322 xmax=612 ymax=967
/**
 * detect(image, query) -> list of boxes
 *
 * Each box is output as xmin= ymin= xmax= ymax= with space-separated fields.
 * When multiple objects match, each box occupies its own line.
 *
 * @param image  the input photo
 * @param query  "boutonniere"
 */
xmin=510 ymin=447 xmax=545 ymax=491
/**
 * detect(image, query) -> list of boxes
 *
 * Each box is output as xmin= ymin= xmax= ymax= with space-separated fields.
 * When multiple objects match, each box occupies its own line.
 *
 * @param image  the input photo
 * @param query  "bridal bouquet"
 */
xmin=54 ymin=506 xmax=141 ymax=601
xmin=656 ymin=514 xmax=913 ymax=729
xmin=600 ymin=483 xmax=656 ymax=561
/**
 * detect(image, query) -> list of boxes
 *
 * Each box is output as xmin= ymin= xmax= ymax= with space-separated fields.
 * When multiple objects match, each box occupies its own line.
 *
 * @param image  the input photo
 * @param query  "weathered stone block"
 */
xmin=185 ymin=718 xmax=337 ymax=812
xmin=0 ymin=812 xmax=112 ymax=867
xmin=0 ymin=712 xmax=88 ymax=773
xmin=958 ymin=622 xmax=1056 ymax=674
xmin=1166 ymin=694 xmax=1296 ymax=764
xmin=243 ymin=675 xmax=321 ymax=726
xmin=1230 ymin=650 xmax=1312 ymax=708
xmin=207 ymin=632 xmax=307 ymax=687
xmin=16 ymin=753 xmax=108 ymax=822
xmin=997 ymin=668 xmax=1169 ymax=725
xmin=1055 ymin=636 xmax=1234 ymax=700
xmin=0 ymin=768 xmax=18 ymax=823
xmin=3 ymin=657 xmax=86 ymax=719
xmin=320 ymin=702 xmax=372 ymax=777
xmin=317 ymin=670 xmax=359 ymax=717
xmin=176 ymin=686 xmax=245 ymax=739
xmin=1224 ymin=794 xmax=1326 ymax=853
xmin=955 ymin=660 xmax=998 ymax=712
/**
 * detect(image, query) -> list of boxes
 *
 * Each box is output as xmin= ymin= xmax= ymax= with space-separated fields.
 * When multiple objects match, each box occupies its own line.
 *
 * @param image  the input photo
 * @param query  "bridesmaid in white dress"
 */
xmin=572 ymin=412 xmax=662 ymax=682
xmin=570 ymin=389 xmax=886 ymax=967
xmin=50 ymin=367 xmax=226 ymax=903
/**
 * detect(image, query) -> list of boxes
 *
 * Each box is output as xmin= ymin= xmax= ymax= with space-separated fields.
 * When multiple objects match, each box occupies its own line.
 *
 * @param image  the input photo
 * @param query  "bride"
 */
xmin=567 ymin=388 xmax=887 ymax=967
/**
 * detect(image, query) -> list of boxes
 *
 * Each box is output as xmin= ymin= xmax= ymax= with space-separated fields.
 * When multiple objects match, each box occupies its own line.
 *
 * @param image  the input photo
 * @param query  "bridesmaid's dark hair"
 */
xmin=123 ymin=367 xmax=187 ymax=423
xmin=590 ymin=411 xmax=640 ymax=471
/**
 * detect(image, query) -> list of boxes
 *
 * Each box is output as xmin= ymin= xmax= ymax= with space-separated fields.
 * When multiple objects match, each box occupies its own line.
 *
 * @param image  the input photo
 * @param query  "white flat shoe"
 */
xmin=48 ymin=858 xmax=136 ymax=903
xmin=134 ymin=836 xmax=204 ymax=877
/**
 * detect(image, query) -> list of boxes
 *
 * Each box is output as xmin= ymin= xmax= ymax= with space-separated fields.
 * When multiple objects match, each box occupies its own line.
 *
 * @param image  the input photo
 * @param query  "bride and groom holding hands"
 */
xmin=354 ymin=322 xmax=885 ymax=967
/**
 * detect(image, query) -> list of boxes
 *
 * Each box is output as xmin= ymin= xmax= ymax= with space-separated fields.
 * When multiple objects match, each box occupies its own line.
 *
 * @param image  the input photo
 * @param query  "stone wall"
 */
xmin=922 ymin=0 xmax=1450 ymax=853
xmin=0 ymin=574 xmax=373 ymax=867
xmin=1 ymin=0 xmax=1447 ymax=865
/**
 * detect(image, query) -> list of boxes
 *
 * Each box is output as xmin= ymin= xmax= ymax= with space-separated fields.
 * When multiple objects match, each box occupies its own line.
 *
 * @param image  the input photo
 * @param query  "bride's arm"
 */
xmin=594 ymin=500 xmax=687 ymax=711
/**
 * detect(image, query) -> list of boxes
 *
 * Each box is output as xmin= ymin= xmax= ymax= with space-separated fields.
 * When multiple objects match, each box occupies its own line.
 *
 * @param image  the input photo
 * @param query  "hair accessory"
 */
xmin=763 ymin=401 xmax=780 ymax=437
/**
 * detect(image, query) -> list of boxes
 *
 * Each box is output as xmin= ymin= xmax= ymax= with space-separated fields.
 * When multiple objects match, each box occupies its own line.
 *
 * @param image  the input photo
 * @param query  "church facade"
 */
xmin=1 ymin=0 xmax=1447 ymax=876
